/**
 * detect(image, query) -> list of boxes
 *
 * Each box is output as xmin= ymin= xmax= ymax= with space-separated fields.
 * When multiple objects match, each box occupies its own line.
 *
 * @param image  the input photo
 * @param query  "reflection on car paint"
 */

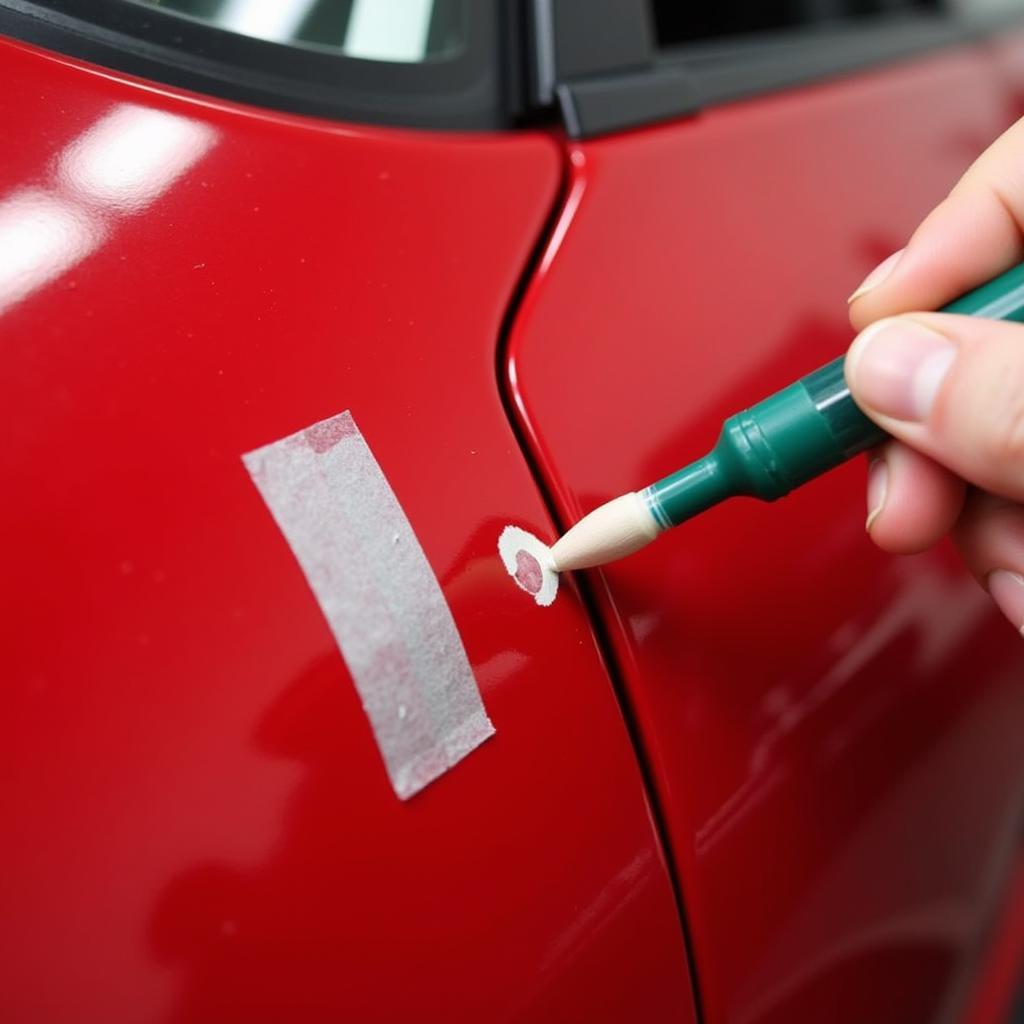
xmin=0 ymin=104 xmax=215 ymax=315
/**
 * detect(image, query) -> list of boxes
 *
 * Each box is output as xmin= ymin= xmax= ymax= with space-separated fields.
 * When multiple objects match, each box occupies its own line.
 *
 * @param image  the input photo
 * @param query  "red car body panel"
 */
xmin=0 ymin=40 xmax=695 ymax=1022
xmin=507 ymin=43 xmax=1024 ymax=1024
xmin=4 ymin=18 xmax=1024 ymax=1024
xmin=963 ymin=856 xmax=1024 ymax=1024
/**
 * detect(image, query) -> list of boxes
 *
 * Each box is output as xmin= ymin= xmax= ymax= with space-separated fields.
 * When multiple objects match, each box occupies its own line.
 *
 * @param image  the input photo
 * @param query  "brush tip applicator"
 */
xmin=549 ymin=492 xmax=662 ymax=572
xmin=549 ymin=351 xmax=888 ymax=572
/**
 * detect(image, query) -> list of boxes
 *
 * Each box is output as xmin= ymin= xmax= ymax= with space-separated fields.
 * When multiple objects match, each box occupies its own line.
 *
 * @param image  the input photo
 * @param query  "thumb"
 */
xmin=845 ymin=312 xmax=1024 ymax=501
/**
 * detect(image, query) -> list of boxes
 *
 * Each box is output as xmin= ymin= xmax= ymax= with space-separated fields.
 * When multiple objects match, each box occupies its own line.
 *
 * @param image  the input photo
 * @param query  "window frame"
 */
xmin=536 ymin=0 xmax=1024 ymax=138
xmin=0 ymin=0 xmax=521 ymax=130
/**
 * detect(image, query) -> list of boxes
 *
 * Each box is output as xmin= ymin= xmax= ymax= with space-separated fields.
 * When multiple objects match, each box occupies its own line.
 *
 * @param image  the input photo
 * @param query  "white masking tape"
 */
xmin=243 ymin=410 xmax=494 ymax=799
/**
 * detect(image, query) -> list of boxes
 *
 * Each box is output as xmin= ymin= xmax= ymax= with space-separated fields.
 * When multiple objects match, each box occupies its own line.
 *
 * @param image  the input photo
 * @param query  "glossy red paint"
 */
xmin=962 ymin=854 xmax=1024 ymax=1024
xmin=0 ymin=40 xmax=696 ymax=1022
xmin=507 ymin=46 xmax=1024 ymax=1024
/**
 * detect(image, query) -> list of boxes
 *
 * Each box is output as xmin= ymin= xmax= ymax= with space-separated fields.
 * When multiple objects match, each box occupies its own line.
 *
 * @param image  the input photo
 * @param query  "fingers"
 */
xmin=844 ymin=115 xmax=1024 ymax=636
xmin=863 ymin=440 xmax=965 ymax=554
xmin=862 ymin=444 xmax=1024 ymax=635
xmin=845 ymin=312 xmax=1024 ymax=501
xmin=953 ymin=491 xmax=1024 ymax=634
xmin=848 ymin=117 xmax=1024 ymax=327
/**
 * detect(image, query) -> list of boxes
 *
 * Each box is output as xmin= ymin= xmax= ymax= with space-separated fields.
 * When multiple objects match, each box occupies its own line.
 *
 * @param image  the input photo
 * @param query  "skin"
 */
xmin=846 ymin=116 xmax=1024 ymax=633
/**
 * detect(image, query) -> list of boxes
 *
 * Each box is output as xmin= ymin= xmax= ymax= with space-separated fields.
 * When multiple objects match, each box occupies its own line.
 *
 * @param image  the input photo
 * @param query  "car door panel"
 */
xmin=0 ymin=38 xmax=696 ymax=1022
xmin=507 ymin=43 xmax=1024 ymax=1024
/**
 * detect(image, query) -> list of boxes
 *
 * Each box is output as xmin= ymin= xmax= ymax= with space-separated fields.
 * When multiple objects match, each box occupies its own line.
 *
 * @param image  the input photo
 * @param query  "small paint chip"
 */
xmin=514 ymin=550 xmax=543 ymax=595
xmin=498 ymin=525 xmax=559 ymax=607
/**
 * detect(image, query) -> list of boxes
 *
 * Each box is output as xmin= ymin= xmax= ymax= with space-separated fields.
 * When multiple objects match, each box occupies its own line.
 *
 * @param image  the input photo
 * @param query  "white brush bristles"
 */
xmin=549 ymin=492 xmax=662 ymax=571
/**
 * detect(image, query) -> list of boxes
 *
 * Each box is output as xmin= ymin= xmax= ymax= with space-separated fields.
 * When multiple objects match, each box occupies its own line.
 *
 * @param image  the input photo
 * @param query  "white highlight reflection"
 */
xmin=344 ymin=0 xmax=432 ymax=62
xmin=0 ymin=103 xmax=217 ymax=315
xmin=0 ymin=189 xmax=104 ymax=315
xmin=216 ymin=0 xmax=319 ymax=45
xmin=59 ymin=105 xmax=217 ymax=213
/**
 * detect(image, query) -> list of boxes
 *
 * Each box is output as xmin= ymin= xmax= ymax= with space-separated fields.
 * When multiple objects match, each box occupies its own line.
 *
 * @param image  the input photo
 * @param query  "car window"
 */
xmin=948 ymin=0 xmax=1024 ymax=12
xmin=541 ymin=0 xmax=1024 ymax=138
xmin=649 ymin=0 xmax=1024 ymax=48
xmin=0 ymin=0 xmax=501 ymax=130
xmin=650 ymin=0 xmax=941 ymax=47
xmin=132 ymin=0 xmax=465 ymax=62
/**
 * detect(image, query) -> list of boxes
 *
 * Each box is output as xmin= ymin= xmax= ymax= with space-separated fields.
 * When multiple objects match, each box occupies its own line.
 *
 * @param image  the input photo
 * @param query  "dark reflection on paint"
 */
xmin=147 ymin=637 xmax=658 ymax=1020
xmin=147 ymin=528 xmax=521 ymax=1020
xmin=745 ymin=944 xmax=953 ymax=1024
xmin=148 ymin=655 xmax=360 ymax=1022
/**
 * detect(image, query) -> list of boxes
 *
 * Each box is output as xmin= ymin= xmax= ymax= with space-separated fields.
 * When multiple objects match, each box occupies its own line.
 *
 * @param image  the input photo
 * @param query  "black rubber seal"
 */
xmin=0 ymin=0 xmax=515 ymax=131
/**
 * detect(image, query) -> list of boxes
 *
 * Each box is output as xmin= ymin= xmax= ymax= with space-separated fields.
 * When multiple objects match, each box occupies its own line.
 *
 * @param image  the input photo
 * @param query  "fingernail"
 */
xmin=865 ymin=458 xmax=888 ymax=532
xmin=848 ymin=249 xmax=905 ymax=304
xmin=987 ymin=570 xmax=1024 ymax=636
xmin=846 ymin=318 xmax=956 ymax=421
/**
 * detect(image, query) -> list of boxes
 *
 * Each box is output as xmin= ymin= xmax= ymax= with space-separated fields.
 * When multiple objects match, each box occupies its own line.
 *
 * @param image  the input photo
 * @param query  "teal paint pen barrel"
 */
xmin=548 ymin=260 xmax=1024 ymax=572
xmin=642 ymin=261 xmax=1024 ymax=530
xmin=641 ymin=358 xmax=884 ymax=527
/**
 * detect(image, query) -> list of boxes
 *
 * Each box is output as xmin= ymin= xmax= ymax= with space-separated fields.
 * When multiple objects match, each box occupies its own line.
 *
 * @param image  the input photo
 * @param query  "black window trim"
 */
xmin=538 ymin=0 xmax=1024 ymax=139
xmin=3 ymin=1 xmax=1024 ymax=137
xmin=0 ymin=0 xmax=521 ymax=131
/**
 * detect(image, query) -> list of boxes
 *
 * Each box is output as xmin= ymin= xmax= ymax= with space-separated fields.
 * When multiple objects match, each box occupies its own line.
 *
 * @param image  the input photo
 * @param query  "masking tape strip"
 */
xmin=243 ymin=410 xmax=494 ymax=799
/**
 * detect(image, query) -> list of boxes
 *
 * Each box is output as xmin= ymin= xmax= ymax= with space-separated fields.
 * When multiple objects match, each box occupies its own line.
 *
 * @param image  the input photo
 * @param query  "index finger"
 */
xmin=849 ymin=117 xmax=1024 ymax=330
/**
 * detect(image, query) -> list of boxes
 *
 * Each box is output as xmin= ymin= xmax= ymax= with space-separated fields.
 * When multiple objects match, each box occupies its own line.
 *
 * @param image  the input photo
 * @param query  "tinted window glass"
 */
xmin=651 ymin=0 xmax=942 ymax=47
xmin=946 ymin=0 xmax=1024 ymax=11
xmin=133 ymin=0 xmax=466 ymax=61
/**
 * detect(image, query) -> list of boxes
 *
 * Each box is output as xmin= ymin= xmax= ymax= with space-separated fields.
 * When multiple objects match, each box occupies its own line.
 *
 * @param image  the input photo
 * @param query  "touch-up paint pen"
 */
xmin=549 ymin=262 xmax=1024 ymax=573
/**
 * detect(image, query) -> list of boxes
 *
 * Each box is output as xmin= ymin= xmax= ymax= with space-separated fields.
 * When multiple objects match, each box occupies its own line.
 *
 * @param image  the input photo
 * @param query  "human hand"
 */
xmin=846 ymin=118 xmax=1024 ymax=635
